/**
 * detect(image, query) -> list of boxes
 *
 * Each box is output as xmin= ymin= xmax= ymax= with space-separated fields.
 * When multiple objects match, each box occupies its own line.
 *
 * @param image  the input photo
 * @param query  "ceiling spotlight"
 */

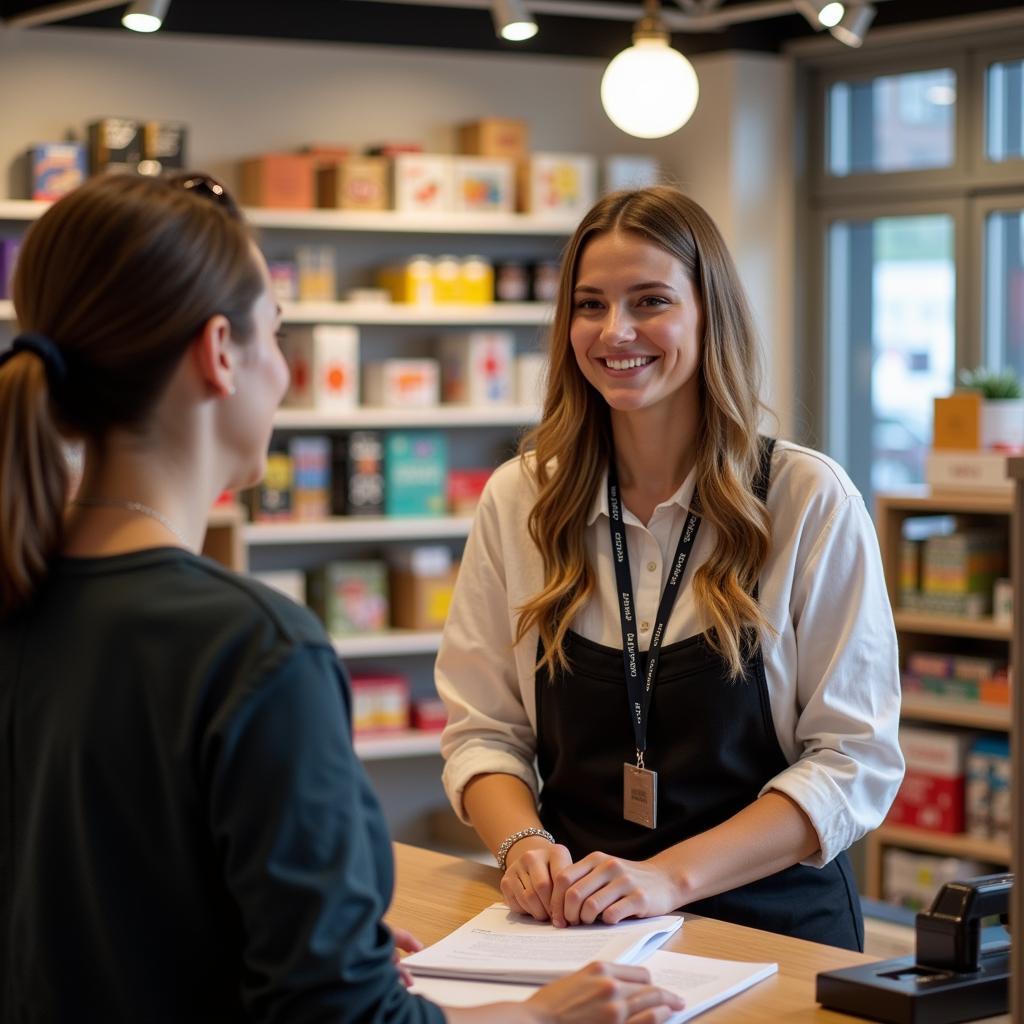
xmin=491 ymin=0 xmax=538 ymax=42
xmin=829 ymin=2 xmax=875 ymax=47
xmin=122 ymin=0 xmax=170 ymax=33
xmin=794 ymin=0 xmax=845 ymax=29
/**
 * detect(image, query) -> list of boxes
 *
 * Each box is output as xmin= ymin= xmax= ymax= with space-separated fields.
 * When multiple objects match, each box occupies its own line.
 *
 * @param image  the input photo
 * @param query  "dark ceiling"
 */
xmin=0 ymin=0 xmax=1020 ymax=60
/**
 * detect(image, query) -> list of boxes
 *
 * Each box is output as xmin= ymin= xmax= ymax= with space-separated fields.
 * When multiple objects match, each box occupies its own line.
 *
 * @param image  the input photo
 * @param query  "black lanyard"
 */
xmin=607 ymin=460 xmax=702 ymax=764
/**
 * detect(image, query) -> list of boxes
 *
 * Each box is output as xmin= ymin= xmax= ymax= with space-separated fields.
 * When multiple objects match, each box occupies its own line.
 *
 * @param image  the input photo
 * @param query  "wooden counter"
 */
xmin=388 ymin=842 xmax=877 ymax=1022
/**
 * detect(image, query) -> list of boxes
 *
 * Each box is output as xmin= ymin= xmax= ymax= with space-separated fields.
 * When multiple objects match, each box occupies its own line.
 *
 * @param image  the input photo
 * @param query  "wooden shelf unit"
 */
xmin=866 ymin=488 xmax=1014 ymax=901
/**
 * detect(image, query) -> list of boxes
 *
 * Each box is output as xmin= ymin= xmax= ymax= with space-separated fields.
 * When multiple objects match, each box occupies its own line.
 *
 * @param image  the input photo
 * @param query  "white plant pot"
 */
xmin=981 ymin=398 xmax=1024 ymax=450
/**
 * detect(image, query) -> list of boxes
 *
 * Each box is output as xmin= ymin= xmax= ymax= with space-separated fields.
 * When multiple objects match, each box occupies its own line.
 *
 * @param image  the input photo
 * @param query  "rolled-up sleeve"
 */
xmin=437 ymin=467 xmax=541 ymax=822
xmin=760 ymin=494 xmax=905 ymax=867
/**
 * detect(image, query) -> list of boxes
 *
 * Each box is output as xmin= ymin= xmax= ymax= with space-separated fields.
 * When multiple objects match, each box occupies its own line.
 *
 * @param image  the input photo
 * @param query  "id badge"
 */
xmin=623 ymin=763 xmax=658 ymax=829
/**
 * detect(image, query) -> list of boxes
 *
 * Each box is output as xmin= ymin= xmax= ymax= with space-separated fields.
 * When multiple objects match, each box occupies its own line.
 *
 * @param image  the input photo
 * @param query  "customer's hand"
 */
xmin=549 ymin=853 xmax=683 ymax=926
xmin=500 ymin=838 xmax=573 ymax=921
xmin=390 ymin=926 xmax=424 ymax=988
xmin=525 ymin=962 xmax=684 ymax=1024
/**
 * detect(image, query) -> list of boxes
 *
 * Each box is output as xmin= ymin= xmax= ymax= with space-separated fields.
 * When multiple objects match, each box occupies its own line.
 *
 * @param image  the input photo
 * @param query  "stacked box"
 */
xmin=296 ymin=245 xmax=336 ymax=301
xmin=965 ymin=736 xmax=1012 ymax=842
xmin=901 ymin=651 xmax=1009 ymax=707
xmin=392 ymin=154 xmax=453 ymax=213
xmin=336 ymin=431 xmax=385 ymax=517
xmin=438 ymin=331 xmax=515 ymax=405
xmin=279 ymin=325 xmax=359 ymax=412
xmin=384 ymin=431 xmax=447 ymax=517
xmin=308 ymin=561 xmax=389 ymax=635
xmin=350 ymin=674 xmax=410 ymax=733
xmin=919 ymin=529 xmax=1007 ymax=616
xmin=456 ymin=118 xmax=528 ymax=160
xmin=240 ymin=153 xmax=315 ymax=208
xmin=317 ymin=158 xmax=390 ymax=210
xmin=888 ymin=726 xmax=977 ymax=833
xmin=882 ymin=848 xmax=987 ymax=912
xmin=290 ymin=436 xmax=331 ymax=520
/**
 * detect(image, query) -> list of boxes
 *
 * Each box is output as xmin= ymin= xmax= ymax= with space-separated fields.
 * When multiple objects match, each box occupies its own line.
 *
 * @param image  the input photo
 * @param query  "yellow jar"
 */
xmin=459 ymin=255 xmax=494 ymax=305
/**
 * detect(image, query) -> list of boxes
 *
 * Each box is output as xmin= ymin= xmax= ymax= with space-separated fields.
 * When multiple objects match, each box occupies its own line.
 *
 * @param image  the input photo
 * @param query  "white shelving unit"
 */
xmin=333 ymin=630 xmax=442 ymax=658
xmin=354 ymin=730 xmax=442 ymax=761
xmin=274 ymin=405 xmax=540 ymax=430
xmin=245 ymin=515 xmax=473 ymax=545
xmin=280 ymin=300 xmax=550 ymax=326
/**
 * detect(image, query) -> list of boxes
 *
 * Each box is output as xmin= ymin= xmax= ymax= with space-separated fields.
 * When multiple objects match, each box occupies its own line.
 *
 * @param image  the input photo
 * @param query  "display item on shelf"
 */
xmin=308 ymin=560 xmax=390 ymax=635
xmin=24 ymin=143 xmax=86 ymax=201
xmin=515 ymin=351 xmax=547 ymax=406
xmin=249 ymin=451 xmax=294 ymax=521
xmin=451 ymin=156 xmax=515 ymax=213
xmin=448 ymin=468 xmax=493 ymax=515
xmin=530 ymin=260 xmax=560 ymax=302
xmin=384 ymin=431 xmax=448 ymax=517
xmin=317 ymin=157 xmax=390 ymax=210
xmin=459 ymin=254 xmax=493 ymax=304
xmin=456 ymin=117 xmax=529 ymax=160
xmin=363 ymin=359 xmax=440 ymax=408
xmin=933 ymin=392 xmax=983 ymax=450
xmin=378 ymin=254 xmax=435 ymax=304
xmin=267 ymin=260 xmax=298 ymax=301
xmin=295 ymin=244 xmax=336 ymax=302
xmin=364 ymin=142 xmax=424 ymax=157
xmin=519 ymin=152 xmax=598 ymax=217
xmin=925 ymin=448 xmax=1013 ymax=494
xmin=438 ymin=330 xmax=514 ymax=405
xmin=87 ymin=117 xmax=142 ymax=174
xmin=433 ymin=254 xmax=461 ymax=303
xmin=389 ymin=545 xmax=458 ymax=631
xmin=494 ymin=261 xmax=530 ymax=302
xmin=882 ymin=848 xmax=988 ymax=912
xmin=992 ymin=576 xmax=1013 ymax=625
xmin=392 ymin=153 xmax=454 ymax=213
xmin=290 ymin=435 xmax=332 ymax=520
xmin=966 ymin=735 xmax=1011 ymax=842
xmin=141 ymin=121 xmax=187 ymax=174
xmin=411 ymin=696 xmax=448 ymax=732
xmin=336 ymin=431 xmax=385 ymax=516
xmin=301 ymin=144 xmax=352 ymax=168
xmin=239 ymin=152 xmax=315 ymax=208
xmin=350 ymin=673 xmax=411 ymax=734
xmin=279 ymin=324 xmax=359 ymax=412
xmin=344 ymin=287 xmax=391 ymax=305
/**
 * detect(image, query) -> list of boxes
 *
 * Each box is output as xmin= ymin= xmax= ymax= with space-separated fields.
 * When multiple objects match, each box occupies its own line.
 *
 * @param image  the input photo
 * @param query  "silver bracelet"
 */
xmin=496 ymin=827 xmax=555 ymax=872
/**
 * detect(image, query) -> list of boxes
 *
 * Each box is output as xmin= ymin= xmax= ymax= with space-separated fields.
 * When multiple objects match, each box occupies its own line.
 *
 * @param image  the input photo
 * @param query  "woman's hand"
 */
xmin=525 ymin=962 xmax=684 ymax=1024
xmin=549 ymin=853 xmax=685 ymax=926
xmin=500 ymin=838 xmax=574 ymax=921
xmin=390 ymin=926 xmax=424 ymax=988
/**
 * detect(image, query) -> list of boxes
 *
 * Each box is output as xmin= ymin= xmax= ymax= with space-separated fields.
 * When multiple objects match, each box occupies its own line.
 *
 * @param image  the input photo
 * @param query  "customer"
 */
xmin=437 ymin=185 xmax=904 ymax=951
xmin=0 ymin=173 xmax=684 ymax=1024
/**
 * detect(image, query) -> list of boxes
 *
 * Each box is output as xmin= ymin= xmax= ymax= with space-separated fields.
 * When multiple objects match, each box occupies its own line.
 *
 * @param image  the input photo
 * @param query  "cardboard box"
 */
xmin=302 ymin=144 xmax=352 ymax=168
xmin=452 ymin=157 xmax=515 ymax=213
xmin=88 ymin=117 xmax=142 ymax=174
xmin=336 ymin=430 xmax=384 ymax=516
xmin=308 ymin=560 xmax=389 ymax=635
xmin=438 ymin=331 xmax=515 ymax=405
xmin=392 ymin=154 xmax=453 ymax=213
xmin=289 ymin=435 xmax=332 ymax=520
xmin=389 ymin=547 xmax=459 ymax=629
xmin=457 ymin=118 xmax=528 ymax=160
xmin=350 ymin=674 xmax=410 ymax=733
xmin=295 ymin=245 xmax=336 ymax=302
xmin=519 ymin=152 xmax=597 ymax=218
xmin=925 ymin=449 xmax=1011 ymax=493
xmin=317 ymin=157 xmax=390 ymax=210
xmin=516 ymin=352 xmax=547 ymax=406
xmin=279 ymin=325 xmax=359 ymax=412
xmin=363 ymin=359 xmax=440 ymax=408
xmin=932 ymin=392 xmax=982 ymax=450
xmin=239 ymin=153 xmax=315 ymax=208
xmin=141 ymin=120 xmax=187 ymax=173
xmin=26 ymin=143 xmax=86 ymax=200
xmin=384 ymin=431 xmax=448 ymax=517
xmin=888 ymin=726 xmax=977 ymax=834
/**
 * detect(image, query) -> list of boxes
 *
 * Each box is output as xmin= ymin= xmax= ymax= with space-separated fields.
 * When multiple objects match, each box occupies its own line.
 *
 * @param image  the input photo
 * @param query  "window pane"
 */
xmin=828 ymin=68 xmax=956 ymax=176
xmin=827 ymin=215 xmax=956 ymax=501
xmin=986 ymin=60 xmax=1024 ymax=163
xmin=984 ymin=208 xmax=1024 ymax=374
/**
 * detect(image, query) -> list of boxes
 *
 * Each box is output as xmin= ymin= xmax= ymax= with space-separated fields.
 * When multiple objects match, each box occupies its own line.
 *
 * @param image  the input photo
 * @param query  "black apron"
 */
xmin=535 ymin=439 xmax=864 ymax=951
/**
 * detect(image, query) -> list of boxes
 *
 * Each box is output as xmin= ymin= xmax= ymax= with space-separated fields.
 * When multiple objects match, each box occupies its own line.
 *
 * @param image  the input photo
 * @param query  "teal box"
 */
xmin=385 ymin=431 xmax=448 ymax=517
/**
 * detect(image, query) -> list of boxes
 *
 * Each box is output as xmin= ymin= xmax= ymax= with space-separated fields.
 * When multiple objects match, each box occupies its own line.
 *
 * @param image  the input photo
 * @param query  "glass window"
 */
xmin=986 ymin=60 xmax=1024 ymax=162
xmin=828 ymin=68 xmax=956 ymax=176
xmin=827 ymin=214 xmax=956 ymax=500
xmin=984 ymin=208 xmax=1024 ymax=375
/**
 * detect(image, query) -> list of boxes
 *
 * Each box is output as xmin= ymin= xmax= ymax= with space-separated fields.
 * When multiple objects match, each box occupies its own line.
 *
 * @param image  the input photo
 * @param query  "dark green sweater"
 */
xmin=0 ymin=548 xmax=444 ymax=1024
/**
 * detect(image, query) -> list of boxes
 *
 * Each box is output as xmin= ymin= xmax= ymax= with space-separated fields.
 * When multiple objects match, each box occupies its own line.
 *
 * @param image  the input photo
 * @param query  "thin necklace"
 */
xmin=72 ymin=498 xmax=192 ymax=548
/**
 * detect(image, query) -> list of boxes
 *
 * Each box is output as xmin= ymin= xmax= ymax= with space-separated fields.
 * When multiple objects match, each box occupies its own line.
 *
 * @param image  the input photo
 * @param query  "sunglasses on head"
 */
xmin=176 ymin=173 xmax=243 ymax=220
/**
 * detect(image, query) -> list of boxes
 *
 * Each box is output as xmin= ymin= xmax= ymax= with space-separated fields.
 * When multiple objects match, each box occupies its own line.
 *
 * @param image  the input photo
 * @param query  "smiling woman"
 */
xmin=435 ymin=184 xmax=905 ymax=953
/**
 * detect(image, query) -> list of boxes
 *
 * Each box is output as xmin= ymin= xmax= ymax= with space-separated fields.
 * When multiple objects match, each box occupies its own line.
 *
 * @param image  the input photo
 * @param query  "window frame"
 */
xmin=970 ymin=46 xmax=1024 ymax=186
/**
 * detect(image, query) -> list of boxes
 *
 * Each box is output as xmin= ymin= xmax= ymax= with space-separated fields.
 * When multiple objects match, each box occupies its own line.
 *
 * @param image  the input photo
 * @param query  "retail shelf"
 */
xmin=870 ymin=823 xmax=1010 ymax=865
xmin=207 ymin=503 xmax=244 ymax=527
xmin=0 ymin=199 xmax=577 ymax=236
xmin=0 ymin=300 xmax=13 ymax=321
xmin=274 ymin=404 xmax=539 ymax=430
xmin=332 ymin=629 xmax=443 ymax=658
xmin=280 ymin=300 xmax=551 ymax=326
xmin=873 ymin=486 xmax=1011 ymax=516
xmin=892 ymin=610 xmax=1011 ymax=641
xmin=244 ymin=515 xmax=473 ymax=545
xmin=900 ymin=693 xmax=1010 ymax=731
xmin=354 ymin=729 xmax=442 ymax=761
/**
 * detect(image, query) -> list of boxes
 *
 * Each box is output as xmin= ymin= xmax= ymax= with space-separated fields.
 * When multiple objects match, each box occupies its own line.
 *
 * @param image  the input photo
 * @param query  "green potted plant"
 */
xmin=958 ymin=365 xmax=1024 ymax=450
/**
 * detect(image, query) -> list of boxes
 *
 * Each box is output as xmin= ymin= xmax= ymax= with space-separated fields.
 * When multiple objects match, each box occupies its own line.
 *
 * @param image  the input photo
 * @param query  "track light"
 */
xmin=795 ymin=1 xmax=845 ymax=29
xmin=829 ymin=2 xmax=875 ymax=47
xmin=600 ymin=0 xmax=698 ymax=139
xmin=491 ymin=0 xmax=537 ymax=42
xmin=122 ymin=0 xmax=170 ymax=33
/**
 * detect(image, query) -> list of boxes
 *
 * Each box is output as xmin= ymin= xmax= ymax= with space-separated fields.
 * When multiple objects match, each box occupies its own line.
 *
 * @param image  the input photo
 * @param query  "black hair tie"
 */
xmin=0 ymin=333 xmax=68 ymax=386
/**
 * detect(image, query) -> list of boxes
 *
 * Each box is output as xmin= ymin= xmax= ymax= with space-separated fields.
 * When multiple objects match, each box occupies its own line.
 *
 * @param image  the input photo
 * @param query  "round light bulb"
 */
xmin=818 ymin=2 xmax=845 ymax=28
xmin=122 ymin=12 xmax=162 ymax=31
xmin=501 ymin=20 xmax=538 ymax=41
xmin=601 ymin=38 xmax=699 ymax=139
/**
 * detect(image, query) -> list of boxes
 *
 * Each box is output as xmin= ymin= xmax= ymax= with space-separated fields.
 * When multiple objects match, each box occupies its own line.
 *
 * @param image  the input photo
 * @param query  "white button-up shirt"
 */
xmin=437 ymin=440 xmax=905 ymax=867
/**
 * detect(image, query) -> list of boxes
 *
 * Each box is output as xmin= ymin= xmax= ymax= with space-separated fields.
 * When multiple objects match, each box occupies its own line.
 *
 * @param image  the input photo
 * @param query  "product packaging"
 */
xmin=351 ymin=674 xmax=411 ymax=733
xmin=307 ymin=560 xmax=390 ymax=635
xmin=515 ymin=352 xmax=548 ymax=406
xmin=392 ymin=154 xmax=453 ymax=213
xmin=519 ymin=152 xmax=597 ymax=218
xmin=456 ymin=118 xmax=529 ymax=160
xmin=336 ymin=431 xmax=385 ymax=516
xmin=88 ymin=117 xmax=142 ymax=173
xmin=438 ymin=331 xmax=514 ymax=405
xmin=295 ymin=245 xmax=336 ymax=302
xmin=279 ymin=325 xmax=359 ymax=411
xmin=384 ymin=431 xmax=448 ymax=517
xmin=389 ymin=545 xmax=459 ymax=630
xmin=290 ymin=435 xmax=332 ymax=520
xmin=267 ymin=261 xmax=298 ymax=302
xmin=317 ymin=157 xmax=390 ymax=210
xmin=26 ymin=143 xmax=87 ymax=200
xmin=448 ymin=468 xmax=492 ymax=514
xmin=250 ymin=451 xmax=294 ymax=521
xmin=239 ymin=153 xmax=315 ymax=208
xmin=377 ymin=255 xmax=435 ymax=304
xmin=411 ymin=696 xmax=448 ymax=731
xmin=887 ymin=726 xmax=977 ymax=833
xmin=459 ymin=255 xmax=493 ymax=304
xmin=451 ymin=157 xmax=515 ymax=213
xmin=141 ymin=120 xmax=187 ymax=174
xmin=363 ymin=359 xmax=440 ymax=408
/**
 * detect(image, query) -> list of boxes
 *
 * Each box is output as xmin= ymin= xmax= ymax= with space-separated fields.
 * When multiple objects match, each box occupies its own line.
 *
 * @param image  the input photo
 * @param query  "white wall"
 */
xmin=0 ymin=25 xmax=795 ymax=435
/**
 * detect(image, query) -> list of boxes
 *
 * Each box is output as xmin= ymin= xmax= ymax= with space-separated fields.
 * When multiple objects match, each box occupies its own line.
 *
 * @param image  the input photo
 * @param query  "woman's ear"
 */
xmin=191 ymin=314 xmax=236 ymax=397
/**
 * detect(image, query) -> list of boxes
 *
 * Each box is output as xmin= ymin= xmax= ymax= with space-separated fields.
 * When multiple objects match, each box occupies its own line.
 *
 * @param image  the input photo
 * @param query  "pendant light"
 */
xmin=600 ymin=0 xmax=699 ymax=140
xmin=491 ymin=0 xmax=538 ymax=42
xmin=122 ymin=0 xmax=170 ymax=33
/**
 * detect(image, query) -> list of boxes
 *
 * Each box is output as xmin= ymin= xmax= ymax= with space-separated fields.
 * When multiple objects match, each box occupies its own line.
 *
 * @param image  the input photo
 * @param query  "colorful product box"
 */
xmin=239 ymin=153 xmax=315 ymax=208
xmin=279 ymin=325 xmax=359 ymax=412
xmin=26 ymin=143 xmax=86 ymax=200
xmin=456 ymin=118 xmax=529 ymax=160
xmin=392 ymin=154 xmax=453 ymax=213
xmin=932 ymin=392 xmax=982 ymax=450
xmin=389 ymin=545 xmax=458 ymax=630
xmin=411 ymin=696 xmax=448 ymax=732
xmin=289 ymin=435 xmax=332 ymax=520
xmin=350 ymin=674 xmax=411 ymax=733
xmin=518 ymin=153 xmax=597 ymax=218
xmin=267 ymin=261 xmax=298 ymax=302
xmin=384 ymin=431 xmax=448 ymax=517
xmin=317 ymin=158 xmax=390 ymax=211
xmin=451 ymin=157 xmax=515 ymax=213
xmin=448 ymin=468 xmax=493 ymax=515
xmin=336 ymin=431 xmax=385 ymax=517
xmin=251 ymin=451 xmax=294 ymax=521
xmin=438 ymin=331 xmax=514 ymax=405
xmin=882 ymin=848 xmax=986 ymax=912
xmin=363 ymin=359 xmax=440 ymax=408
xmin=307 ymin=561 xmax=389 ymax=635
xmin=295 ymin=245 xmax=336 ymax=301
xmin=88 ymin=117 xmax=142 ymax=173
xmin=141 ymin=120 xmax=187 ymax=173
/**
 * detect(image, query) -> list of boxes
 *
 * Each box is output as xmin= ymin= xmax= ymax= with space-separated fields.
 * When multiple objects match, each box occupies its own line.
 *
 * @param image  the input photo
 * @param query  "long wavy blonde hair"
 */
xmin=516 ymin=186 xmax=773 ymax=680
